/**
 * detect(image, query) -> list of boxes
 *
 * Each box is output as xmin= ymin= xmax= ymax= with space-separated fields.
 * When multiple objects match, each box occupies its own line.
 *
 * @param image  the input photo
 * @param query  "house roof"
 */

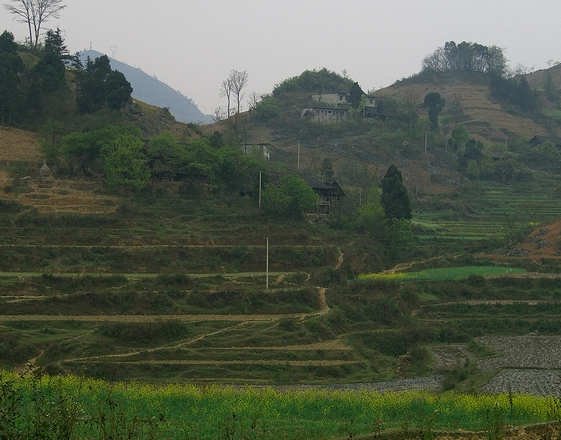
xmin=298 ymin=173 xmax=337 ymax=190
xmin=306 ymin=107 xmax=348 ymax=111
xmin=269 ymin=173 xmax=345 ymax=196
xmin=529 ymin=135 xmax=561 ymax=147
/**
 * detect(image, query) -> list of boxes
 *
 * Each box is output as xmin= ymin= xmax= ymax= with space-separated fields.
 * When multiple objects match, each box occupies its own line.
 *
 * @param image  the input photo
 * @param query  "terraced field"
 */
xmin=4 ymin=130 xmax=561 ymax=393
xmin=0 ymin=264 xmax=367 ymax=383
xmin=416 ymin=179 xmax=561 ymax=244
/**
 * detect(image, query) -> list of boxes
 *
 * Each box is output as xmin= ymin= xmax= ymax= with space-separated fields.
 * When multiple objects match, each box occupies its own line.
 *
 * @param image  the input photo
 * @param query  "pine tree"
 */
xmin=380 ymin=164 xmax=412 ymax=220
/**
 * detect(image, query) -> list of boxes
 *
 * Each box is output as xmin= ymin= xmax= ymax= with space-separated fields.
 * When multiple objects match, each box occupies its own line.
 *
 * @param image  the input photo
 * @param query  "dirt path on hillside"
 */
xmin=334 ymin=247 xmax=343 ymax=270
xmin=12 ymin=286 xmax=334 ymax=371
xmin=381 ymin=255 xmax=445 ymax=274
xmin=64 ymin=321 xmax=257 ymax=363
xmin=55 ymin=287 xmax=338 ymax=368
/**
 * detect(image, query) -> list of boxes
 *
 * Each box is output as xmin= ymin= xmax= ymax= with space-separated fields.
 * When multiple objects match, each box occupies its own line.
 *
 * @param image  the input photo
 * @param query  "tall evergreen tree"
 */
xmin=349 ymin=82 xmax=364 ymax=110
xmin=44 ymin=28 xmax=68 ymax=58
xmin=32 ymin=50 xmax=66 ymax=91
xmin=423 ymin=92 xmax=446 ymax=131
xmin=76 ymin=55 xmax=131 ymax=113
xmin=0 ymin=31 xmax=24 ymax=123
xmin=106 ymin=70 xmax=133 ymax=110
xmin=380 ymin=164 xmax=412 ymax=220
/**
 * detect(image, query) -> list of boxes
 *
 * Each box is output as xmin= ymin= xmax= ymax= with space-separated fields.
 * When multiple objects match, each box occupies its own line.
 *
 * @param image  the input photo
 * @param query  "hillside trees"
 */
xmin=51 ymin=124 xmax=152 ymax=190
xmin=231 ymin=70 xmax=248 ymax=115
xmin=272 ymin=68 xmax=354 ymax=96
xmin=0 ymin=30 xmax=24 ymax=123
xmin=262 ymin=175 xmax=318 ymax=218
xmin=402 ymin=89 xmax=420 ymax=130
xmin=43 ymin=27 xmax=67 ymax=58
xmin=3 ymin=0 xmax=66 ymax=48
xmin=448 ymin=124 xmax=469 ymax=151
xmin=217 ymin=144 xmax=261 ymax=194
xmin=103 ymin=133 xmax=150 ymax=190
xmin=220 ymin=69 xmax=248 ymax=117
xmin=76 ymin=55 xmax=132 ymax=113
xmin=32 ymin=49 xmax=65 ymax=92
xmin=145 ymin=133 xmax=263 ymax=194
xmin=60 ymin=125 xmax=141 ymax=176
xmin=358 ymin=195 xmax=387 ymax=241
xmin=349 ymin=82 xmax=365 ymax=110
xmin=378 ymin=165 xmax=415 ymax=263
xmin=423 ymin=92 xmax=445 ymax=131
xmin=422 ymin=41 xmax=506 ymax=76
xmin=358 ymin=169 xmax=415 ymax=264
xmin=220 ymin=77 xmax=232 ymax=118
xmin=253 ymin=94 xmax=280 ymax=121
xmin=489 ymin=75 xmax=538 ymax=112
xmin=381 ymin=164 xmax=411 ymax=220
xmin=61 ymin=127 xmax=253 ymax=191
xmin=106 ymin=70 xmax=133 ymax=110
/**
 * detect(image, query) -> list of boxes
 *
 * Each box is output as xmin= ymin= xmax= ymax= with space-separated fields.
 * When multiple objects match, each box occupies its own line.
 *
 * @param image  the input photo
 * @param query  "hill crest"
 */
xmin=80 ymin=50 xmax=212 ymax=125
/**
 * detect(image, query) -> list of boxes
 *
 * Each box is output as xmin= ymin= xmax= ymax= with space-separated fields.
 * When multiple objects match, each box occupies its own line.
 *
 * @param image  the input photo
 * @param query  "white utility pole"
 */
xmin=265 ymin=236 xmax=269 ymax=290
xmin=258 ymin=171 xmax=262 ymax=208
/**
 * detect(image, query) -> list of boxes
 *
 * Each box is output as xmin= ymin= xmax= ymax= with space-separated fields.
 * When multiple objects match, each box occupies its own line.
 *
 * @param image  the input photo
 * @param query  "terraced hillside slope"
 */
xmin=4 ymin=67 xmax=561 ymax=393
xmin=374 ymin=79 xmax=551 ymax=144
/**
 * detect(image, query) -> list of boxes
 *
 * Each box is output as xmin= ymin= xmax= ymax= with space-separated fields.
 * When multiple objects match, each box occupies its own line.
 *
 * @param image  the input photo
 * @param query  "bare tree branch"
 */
xmin=219 ymin=77 xmax=232 ymax=119
xmin=220 ymin=70 xmax=249 ymax=118
xmin=230 ymin=70 xmax=248 ymax=115
xmin=3 ymin=0 xmax=66 ymax=48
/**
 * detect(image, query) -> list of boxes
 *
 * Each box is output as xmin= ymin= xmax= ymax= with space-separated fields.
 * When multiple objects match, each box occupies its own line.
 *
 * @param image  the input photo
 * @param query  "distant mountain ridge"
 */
xmin=80 ymin=50 xmax=212 ymax=124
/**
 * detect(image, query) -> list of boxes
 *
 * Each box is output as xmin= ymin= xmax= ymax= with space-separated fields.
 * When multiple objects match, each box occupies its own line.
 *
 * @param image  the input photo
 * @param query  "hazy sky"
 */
xmin=1 ymin=0 xmax=560 ymax=115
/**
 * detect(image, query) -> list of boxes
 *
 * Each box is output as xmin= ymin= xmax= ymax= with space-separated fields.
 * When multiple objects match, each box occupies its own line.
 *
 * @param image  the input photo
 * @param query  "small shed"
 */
xmin=299 ymin=174 xmax=345 ymax=213
xmin=529 ymin=135 xmax=561 ymax=148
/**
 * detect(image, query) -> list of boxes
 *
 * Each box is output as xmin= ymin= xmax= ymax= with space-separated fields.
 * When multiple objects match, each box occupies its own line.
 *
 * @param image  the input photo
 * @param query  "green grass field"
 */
xmin=358 ymin=266 xmax=526 ymax=282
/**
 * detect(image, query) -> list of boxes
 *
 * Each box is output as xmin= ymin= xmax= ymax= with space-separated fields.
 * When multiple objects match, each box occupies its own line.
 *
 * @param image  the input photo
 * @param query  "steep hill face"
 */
xmin=525 ymin=63 xmax=561 ymax=90
xmin=374 ymin=75 xmax=554 ymax=145
xmin=80 ymin=50 xmax=212 ymax=124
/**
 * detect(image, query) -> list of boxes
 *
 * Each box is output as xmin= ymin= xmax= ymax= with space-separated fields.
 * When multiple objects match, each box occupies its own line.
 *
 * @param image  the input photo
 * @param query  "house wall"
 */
xmin=311 ymin=93 xmax=348 ymax=106
xmin=301 ymin=108 xmax=348 ymax=123
xmin=242 ymin=144 xmax=271 ymax=160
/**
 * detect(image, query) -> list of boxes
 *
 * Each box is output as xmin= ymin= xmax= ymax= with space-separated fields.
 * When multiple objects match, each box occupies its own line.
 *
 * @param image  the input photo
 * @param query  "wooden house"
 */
xmin=269 ymin=173 xmax=346 ymax=213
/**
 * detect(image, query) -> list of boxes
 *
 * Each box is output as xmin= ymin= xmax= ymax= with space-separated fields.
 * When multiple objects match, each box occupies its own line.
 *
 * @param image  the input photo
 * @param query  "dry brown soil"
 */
xmin=480 ymin=218 xmax=561 ymax=263
xmin=0 ymin=126 xmax=42 ymax=162
xmin=0 ymin=127 xmax=120 ymax=214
